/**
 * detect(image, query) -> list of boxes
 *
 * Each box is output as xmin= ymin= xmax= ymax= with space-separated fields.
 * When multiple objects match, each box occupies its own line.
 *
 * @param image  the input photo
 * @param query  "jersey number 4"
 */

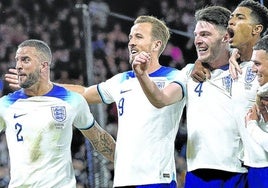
xmin=194 ymin=83 xmax=203 ymax=97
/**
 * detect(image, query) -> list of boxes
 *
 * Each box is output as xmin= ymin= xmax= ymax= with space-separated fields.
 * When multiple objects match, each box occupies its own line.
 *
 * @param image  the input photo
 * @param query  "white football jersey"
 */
xmin=0 ymin=85 xmax=94 ymax=188
xmin=232 ymin=61 xmax=268 ymax=168
xmin=181 ymin=63 xmax=247 ymax=173
xmin=98 ymin=66 xmax=186 ymax=187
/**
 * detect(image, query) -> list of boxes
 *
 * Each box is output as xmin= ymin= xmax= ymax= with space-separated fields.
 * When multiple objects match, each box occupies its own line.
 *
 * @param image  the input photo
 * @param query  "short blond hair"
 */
xmin=134 ymin=15 xmax=170 ymax=55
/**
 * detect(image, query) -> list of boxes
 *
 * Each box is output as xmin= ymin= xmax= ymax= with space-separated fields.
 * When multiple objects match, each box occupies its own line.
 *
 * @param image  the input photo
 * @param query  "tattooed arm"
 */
xmin=80 ymin=121 xmax=116 ymax=162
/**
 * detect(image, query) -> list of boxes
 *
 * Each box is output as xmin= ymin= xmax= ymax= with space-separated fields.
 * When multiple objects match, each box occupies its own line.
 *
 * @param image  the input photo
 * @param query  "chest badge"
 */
xmin=51 ymin=106 xmax=66 ymax=122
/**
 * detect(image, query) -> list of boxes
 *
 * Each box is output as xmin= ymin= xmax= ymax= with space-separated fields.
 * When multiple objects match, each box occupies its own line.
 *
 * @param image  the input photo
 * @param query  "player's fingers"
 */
xmin=203 ymin=69 xmax=211 ymax=79
xmin=5 ymin=73 xmax=18 ymax=79
xmin=8 ymin=68 xmax=17 ymax=74
xmin=229 ymin=63 xmax=238 ymax=80
xmin=191 ymin=72 xmax=206 ymax=83
xmin=8 ymin=83 xmax=21 ymax=91
xmin=262 ymin=110 xmax=268 ymax=123
xmin=5 ymin=74 xmax=18 ymax=84
xmin=229 ymin=49 xmax=242 ymax=79
xmin=259 ymin=104 xmax=268 ymax=122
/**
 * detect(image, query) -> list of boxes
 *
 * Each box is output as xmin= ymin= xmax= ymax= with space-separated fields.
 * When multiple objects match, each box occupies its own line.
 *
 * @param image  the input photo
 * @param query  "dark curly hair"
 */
xmin=195 ymin=6 xmax=231 ymax=29
xmin=238 ymin=0 xmax=268 ymax=37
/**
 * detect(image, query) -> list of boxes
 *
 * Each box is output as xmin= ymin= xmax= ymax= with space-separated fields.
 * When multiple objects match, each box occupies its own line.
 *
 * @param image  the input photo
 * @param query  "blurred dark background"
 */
xmin=0 ymin=0 xmax=266 ymax=187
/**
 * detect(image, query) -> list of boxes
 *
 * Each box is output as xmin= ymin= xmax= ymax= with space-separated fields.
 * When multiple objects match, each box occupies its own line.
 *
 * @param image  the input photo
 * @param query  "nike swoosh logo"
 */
xmin=14 ymin=113 xmax=27 ymax=119
xmin=120 ymin=89 xmax=132 ymax=94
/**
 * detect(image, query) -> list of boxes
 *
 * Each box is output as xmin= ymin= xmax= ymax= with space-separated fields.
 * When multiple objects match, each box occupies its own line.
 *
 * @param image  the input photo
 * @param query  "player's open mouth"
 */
xmin=227 ymin=28 xmax=234 ymax=42
xmin=18 ymin=73 xmax=26 ymax=76
xmin=18 ymin=74 xmax=26 ymax=79
xmin=227 ymin=28 xmax=234 ymax=38
xmin=130 ymin=49 xmax=138 ymax=55
xmin=197 ymin=46 xmax=208 ymax=54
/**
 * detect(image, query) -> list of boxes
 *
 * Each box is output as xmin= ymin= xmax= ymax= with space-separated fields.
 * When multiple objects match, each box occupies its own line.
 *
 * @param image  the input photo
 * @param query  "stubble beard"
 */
xmin=20 ymin=71 xmax=39 ymax=89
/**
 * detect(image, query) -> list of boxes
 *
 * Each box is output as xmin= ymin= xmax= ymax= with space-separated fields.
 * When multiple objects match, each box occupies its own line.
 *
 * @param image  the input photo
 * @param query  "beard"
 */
xmin=19 ymin=71 xmax=40 ymax=89
xmin=129 ymin=54 xmax=136 ymax=65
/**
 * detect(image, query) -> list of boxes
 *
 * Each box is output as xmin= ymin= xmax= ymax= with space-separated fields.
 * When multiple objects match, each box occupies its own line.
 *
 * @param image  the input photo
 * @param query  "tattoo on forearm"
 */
xmin=91 ymin=132 xmax=115 ymax=161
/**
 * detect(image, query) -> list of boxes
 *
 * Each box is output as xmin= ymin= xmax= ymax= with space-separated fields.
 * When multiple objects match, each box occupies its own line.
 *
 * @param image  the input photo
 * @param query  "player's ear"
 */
xmin=40 ymin=61 xmax=49 ymax=72
xmin=253 ymin=24 xmax=263 ymax=35
xmin=153 ymin=40 xmax=162 ymax=51
xmin=41 ymin=62 xmax=49 ymax=67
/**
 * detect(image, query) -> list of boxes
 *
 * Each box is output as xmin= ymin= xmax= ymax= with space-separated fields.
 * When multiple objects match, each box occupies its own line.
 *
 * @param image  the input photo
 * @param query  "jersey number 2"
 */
xmin=15 ymin=123 xmax=23 ymax=142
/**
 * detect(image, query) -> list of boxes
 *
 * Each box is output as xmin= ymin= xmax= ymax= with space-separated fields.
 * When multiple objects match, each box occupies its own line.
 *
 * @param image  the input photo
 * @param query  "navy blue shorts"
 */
xmin=184 ymin=169 xmax=248 ymax=188
xmin=248 ymin=167 xmax=268 ymax=188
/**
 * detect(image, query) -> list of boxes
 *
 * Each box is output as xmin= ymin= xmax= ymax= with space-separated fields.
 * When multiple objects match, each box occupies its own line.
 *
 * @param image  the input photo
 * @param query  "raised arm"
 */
xmin=80 ymin=121 xmax=116 ymax=162
xmin=132 ymin=51 xmax=183 ymax=108
xmin=60 ymin=84 xmax=86 ymax=95
xmin=61 ymin=84 xmax=102 ymax=104
xmin=229 ymin=48 xmax=242 ymax=79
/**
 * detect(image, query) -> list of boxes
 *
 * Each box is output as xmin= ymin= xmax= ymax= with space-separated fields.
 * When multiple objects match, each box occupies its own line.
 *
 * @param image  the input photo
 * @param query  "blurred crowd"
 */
xmin=0 ymin=0 xmax=253 ymax=187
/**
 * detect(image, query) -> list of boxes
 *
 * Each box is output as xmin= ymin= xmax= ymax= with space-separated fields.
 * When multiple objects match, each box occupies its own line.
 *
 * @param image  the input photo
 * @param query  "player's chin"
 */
xmin=129 ymin=56 xmax=134 ymax=65
xmin=197 ymin=55 xmax=209 ymax=63
xmin=18 ymin=76 xmax=26 ymax=83
xmin=18 ymin=82 xmax=25 ymax=88
xmin=258 ymin=78 xmax=265 ymax=86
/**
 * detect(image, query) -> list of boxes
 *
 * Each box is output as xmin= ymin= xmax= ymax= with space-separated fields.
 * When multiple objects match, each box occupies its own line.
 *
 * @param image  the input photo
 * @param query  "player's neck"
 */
xmin=24 ymin=81 xmax=53 ymax=96
xmin=239 ymin=49 xmax=253 ymax=62
xmin=206 ymin=50 xmax=230 ymax=70
xmin=147 ymin=57 xmax=161 ymax=74
xmin=237 ymin=41 xmax=255 ymax=62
